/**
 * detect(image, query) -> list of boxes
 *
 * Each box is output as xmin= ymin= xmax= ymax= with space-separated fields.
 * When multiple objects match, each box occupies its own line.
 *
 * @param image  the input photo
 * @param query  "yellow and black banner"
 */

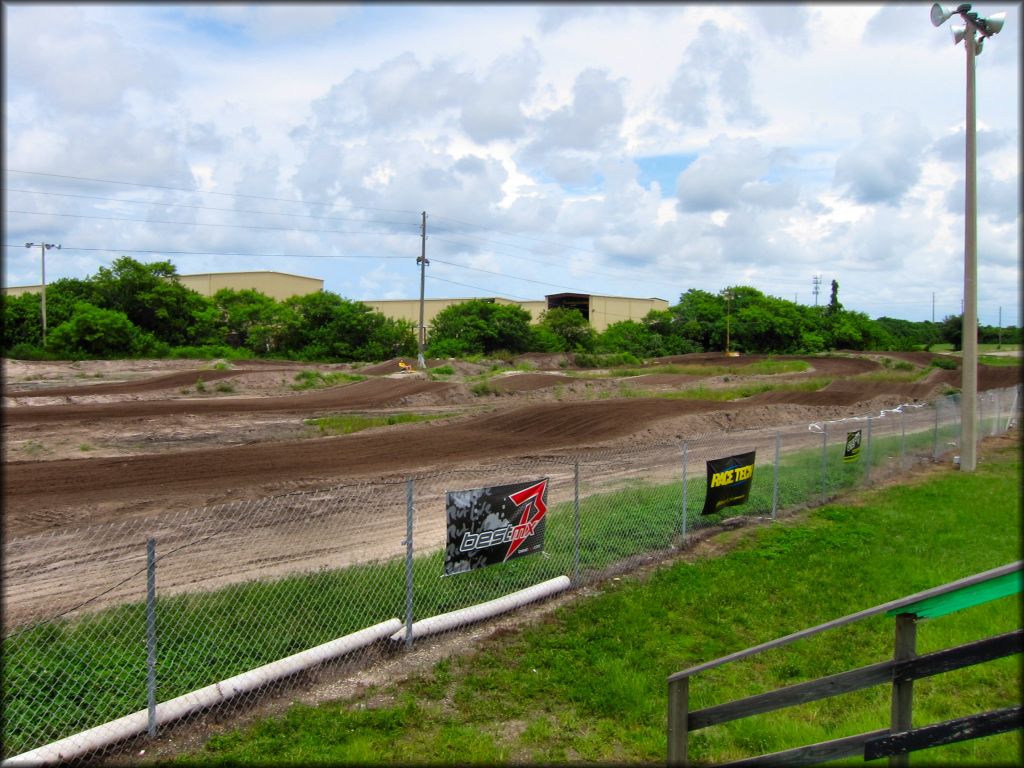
xmin=844 ymin=430 xmax=862 ymax=462
xmin=702 ymin=451 xmax=756 ymax=516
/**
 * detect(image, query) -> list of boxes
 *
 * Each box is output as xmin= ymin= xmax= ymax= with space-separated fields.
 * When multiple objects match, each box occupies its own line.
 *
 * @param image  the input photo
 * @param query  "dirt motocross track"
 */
xmin=3 ymin=351 xmax=1020 ymax=539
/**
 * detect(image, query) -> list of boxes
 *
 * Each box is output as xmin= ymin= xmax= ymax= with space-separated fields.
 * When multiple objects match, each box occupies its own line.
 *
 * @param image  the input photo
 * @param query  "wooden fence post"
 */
xmin=668 ymin=676 xmax=689 ymax=766
xmin=890 ymin=613 xmax=918 ymax=767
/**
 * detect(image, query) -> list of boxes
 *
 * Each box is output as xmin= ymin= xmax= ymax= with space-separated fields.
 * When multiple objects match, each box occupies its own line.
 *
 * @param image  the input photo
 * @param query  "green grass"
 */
xmin=574 ymin=359 xmax=812 ymax=380
xmin=624 ymin=378 xmax=830 ymax=401
xmin=3 ymin=428 xmax=1017 ymax=762
xmin=978 ymin=354 xmax=1022 ymax=367
xmin=427 ymin=365 xmax=455 ymax=379
xmin=290 ymin=370 xmax=366 ymax=390
xmin=304 ymin=412 xmax=450 ymax=435
xmin=168 ymin=442 xmax=1021 ymax=766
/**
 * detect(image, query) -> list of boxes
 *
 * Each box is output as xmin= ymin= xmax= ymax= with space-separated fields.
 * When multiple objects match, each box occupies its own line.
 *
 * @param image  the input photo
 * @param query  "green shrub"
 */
xmin=573 ymin=352 xmax=642 ymax=369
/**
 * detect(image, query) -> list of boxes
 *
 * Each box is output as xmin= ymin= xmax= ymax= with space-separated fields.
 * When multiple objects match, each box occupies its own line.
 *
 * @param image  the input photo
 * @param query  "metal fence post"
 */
xmin=146 ymin=537 xmax=157 ymax=739
xmin=978 ymin=394 xmax=985 ymax=441
xmin=573 ymin=462 xmax=581 ymax=586
xmin=820 ymin=422 xmax=828 ymax=505
xmin=771 ymin=432 xmax=780 ymax=521
xmin=404 ymin=479 xmax=414 ymax=649
xmin=1007 ymin=385 xmax=1020 ymax=431
xmin=900 ymin=409 xmax=907 ymax=470
xmin=680 ymin=442 xmax=689 ymax=543
xmin=994 ymin=389 xmax=1002 ymax=436
xmin=865 ymin=416 xmax=873 ymax=484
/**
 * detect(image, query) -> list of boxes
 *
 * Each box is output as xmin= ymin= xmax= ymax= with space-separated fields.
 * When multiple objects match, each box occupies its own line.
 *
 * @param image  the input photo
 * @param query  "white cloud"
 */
xmin=2 ymin=3 xmax=1019 ymax=326
xmin=834 ymin=112 xmax=931 ymax=205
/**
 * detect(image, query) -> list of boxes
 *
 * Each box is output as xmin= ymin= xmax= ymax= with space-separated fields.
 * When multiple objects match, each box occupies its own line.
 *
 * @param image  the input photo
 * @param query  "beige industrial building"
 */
xmin=3 ymin=270 xmax=323 ymax=303
xmin=176 ymin=271 xmax=323 ymax=301
xmin=6 ymin=269 xmax=666 ymax=333
xmin=363 ymin=293 xmax=668 ymax=333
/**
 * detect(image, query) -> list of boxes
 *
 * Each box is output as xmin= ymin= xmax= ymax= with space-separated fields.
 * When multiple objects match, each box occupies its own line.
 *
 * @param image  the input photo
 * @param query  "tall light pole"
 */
xmin=25 ymin=242 xmax=60 ymax=347
xmin=930 ymin=3 xmax=1005 ymax=472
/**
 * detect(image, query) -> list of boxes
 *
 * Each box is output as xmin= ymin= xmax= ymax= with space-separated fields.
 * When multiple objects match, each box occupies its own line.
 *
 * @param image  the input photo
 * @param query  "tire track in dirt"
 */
xmin=2 ymin=368 xmax=290 ymax=397
xmin=1 ymin=382 xmax=977 ymax=537
xmin=1 ymin=377 xmax=459 ymax=423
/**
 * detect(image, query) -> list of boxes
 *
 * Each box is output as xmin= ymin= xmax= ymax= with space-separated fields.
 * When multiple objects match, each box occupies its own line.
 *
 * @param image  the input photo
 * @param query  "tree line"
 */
xmin=2 ymin=257 xmax=1018 ymax=362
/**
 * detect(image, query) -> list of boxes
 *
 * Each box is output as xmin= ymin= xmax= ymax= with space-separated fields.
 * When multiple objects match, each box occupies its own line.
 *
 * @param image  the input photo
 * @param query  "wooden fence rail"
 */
xmin=667 ymin=561 xmax=1022 ymax=766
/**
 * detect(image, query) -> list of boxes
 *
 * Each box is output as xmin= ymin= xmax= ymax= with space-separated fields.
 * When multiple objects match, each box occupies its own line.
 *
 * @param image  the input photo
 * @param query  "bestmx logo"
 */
xmin=459 ymin=479 xmax=548 ymax=561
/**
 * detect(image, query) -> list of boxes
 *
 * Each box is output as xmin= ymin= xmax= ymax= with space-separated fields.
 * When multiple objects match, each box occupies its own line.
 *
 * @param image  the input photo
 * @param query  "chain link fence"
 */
xmin=2 ymin=385 xmax=1019 ymax=763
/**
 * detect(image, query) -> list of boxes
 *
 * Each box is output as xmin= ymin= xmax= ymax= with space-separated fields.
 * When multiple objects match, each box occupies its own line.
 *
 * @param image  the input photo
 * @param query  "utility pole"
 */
xmin=812 ymin=275 xmax=822 ymax=306
xmin=723 ymin=289 xmax=734 ymax=355
xmin=932 ymin=292 xmax=935 ymax=323
xmin=998 ymin=306 xmax=1002 ymax=348
xmin=417 ymin=212 xmax=428 ymax=369
xmin=25 ymin=242 xmax=60 ymax=347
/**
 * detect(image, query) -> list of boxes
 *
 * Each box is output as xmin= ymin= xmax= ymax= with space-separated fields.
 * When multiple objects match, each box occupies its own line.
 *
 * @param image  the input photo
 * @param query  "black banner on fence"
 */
xmin=844 ymin=429 xmax=862 ymax=462
xmin=444 ymin=478 xmax=549 ymax=576
xmin=702 ymin=451 xmax=756 ymax=516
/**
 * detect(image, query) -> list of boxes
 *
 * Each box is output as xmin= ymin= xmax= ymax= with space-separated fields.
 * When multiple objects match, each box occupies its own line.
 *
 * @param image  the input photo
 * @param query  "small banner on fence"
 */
xmin=702 ymin=451 xmax=756 ymax=516
xmin=444 ymin=478 xmax=549 ymax=576
xmin=844 ymin=429 xmax=863 ymax=463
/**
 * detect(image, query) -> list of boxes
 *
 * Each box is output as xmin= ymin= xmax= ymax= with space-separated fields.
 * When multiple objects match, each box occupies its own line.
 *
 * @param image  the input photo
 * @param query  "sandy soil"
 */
xmin=3 ymin=351 xmax=1017 ymax=533
xmin=2 ymin=351 xmax=1019 ymax=631
xmin=2 ymin=351 xmax=1020 ymax=761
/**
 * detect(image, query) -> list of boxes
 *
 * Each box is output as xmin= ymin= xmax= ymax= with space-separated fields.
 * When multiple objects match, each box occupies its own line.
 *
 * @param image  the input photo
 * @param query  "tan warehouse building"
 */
xmin=176 ymin=271 xmax=323 ymax=301
xmin=6 ymin=269 xmax=666 ymax=332
xmin=363 ymin=293 xmax=668 ymax=333
xmin=4 ymin=270 xmax=324 ymax=303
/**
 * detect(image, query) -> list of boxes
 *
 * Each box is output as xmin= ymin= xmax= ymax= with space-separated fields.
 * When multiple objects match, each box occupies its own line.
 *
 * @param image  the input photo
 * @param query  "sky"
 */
xmin=3 ymin=2 xmax=1021 ymax=327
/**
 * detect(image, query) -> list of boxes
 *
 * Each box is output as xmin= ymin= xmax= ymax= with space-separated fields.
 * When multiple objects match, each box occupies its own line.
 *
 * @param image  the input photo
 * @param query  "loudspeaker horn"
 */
xmin=984 ymin=12 xmax=1005 ymax=35
xmin=931 ymin=3 xmax=954 ymax=26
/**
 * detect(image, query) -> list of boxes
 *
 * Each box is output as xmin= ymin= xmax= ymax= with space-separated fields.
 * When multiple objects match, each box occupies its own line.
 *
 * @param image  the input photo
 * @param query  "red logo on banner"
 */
xmin=504 ymin=479 xmax=548 ymax=561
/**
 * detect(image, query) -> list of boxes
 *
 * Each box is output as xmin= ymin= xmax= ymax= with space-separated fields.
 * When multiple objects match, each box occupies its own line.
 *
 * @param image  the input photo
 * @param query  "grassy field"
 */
xmin=166 ymin=439 xmax=1022 ymax=766
xmin=4 ymin=425 xmax=936 ymax=758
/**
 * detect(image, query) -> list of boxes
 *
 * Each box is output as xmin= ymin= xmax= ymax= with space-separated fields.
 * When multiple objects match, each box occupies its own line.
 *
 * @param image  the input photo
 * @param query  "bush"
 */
xmin=46 ymin=303 xmax=149 ymax=358
xmin=573 ymin=351 xmax=642 ymax=368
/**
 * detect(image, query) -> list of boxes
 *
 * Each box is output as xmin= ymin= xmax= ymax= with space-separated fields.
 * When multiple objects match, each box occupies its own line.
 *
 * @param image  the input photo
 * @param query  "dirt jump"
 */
xmin=3 ymin=352 xmax=1019 ymax=540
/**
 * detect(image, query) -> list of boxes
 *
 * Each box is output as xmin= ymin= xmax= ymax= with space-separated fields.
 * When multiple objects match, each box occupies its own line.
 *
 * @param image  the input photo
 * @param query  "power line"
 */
xmin=430 ymin=213 xmax=598 ymax=255
xmin=5 ymin=188 xmax=418 ymax=228
xmin=429 ymin=256 xmax=584 ymax=293
xmin=1 ymin=244 xmax=408 ymax=260
xmin=426 ymin=274 xmax=532 ymax=302
xmin=4 ymin=168 xmax=419 ymax=215
xmin=6 ymin=209 xmax=419 ymax=238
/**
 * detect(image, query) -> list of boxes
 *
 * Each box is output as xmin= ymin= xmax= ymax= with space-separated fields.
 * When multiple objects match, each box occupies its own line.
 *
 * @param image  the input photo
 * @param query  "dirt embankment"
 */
xmin=2 ymin=353 xmax=1019 ymax=538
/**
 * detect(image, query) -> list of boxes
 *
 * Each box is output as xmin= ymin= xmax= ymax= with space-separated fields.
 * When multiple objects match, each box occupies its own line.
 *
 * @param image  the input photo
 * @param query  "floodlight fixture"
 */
xmin=928 ymin=3 xmax=1007 ymax=472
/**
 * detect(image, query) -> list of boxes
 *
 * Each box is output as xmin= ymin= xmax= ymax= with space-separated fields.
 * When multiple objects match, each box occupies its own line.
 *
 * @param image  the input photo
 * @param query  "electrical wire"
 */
xmin=4 ymin=168 xmax=419 ymax=215
xmin=6 ymin=209 xmax=418 ymax=237
xmin=1 ymin=243 xmax=408 ymax=260
xmin=5 ymin=187 xmax=418 ymax=228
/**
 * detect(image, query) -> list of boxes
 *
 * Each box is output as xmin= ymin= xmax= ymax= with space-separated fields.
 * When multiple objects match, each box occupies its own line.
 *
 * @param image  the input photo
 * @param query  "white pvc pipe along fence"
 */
xmin=390 ymin=576 xmax=571 ymax=644
xmin=2 ymin=619 xmax=403 ymax=767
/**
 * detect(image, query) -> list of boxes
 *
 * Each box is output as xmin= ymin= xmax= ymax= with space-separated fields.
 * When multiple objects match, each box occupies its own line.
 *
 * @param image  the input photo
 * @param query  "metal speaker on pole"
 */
xmin=931 ymin=3 xmax=955 ymax=26
xmin=983 ymin=11 xmax=1005 ymax=34
xmin=951 ymin=24 xmax=967 ymax=44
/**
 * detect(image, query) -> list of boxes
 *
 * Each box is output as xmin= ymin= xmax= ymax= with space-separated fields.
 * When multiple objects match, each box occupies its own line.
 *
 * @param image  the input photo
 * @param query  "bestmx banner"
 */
xmin=444 ymin=478 xmax=549 ymax=576
xmin=702 ymin=451 xmax=756 ymax=516
xmin=844 ymin=430 xmax=862 ymax=463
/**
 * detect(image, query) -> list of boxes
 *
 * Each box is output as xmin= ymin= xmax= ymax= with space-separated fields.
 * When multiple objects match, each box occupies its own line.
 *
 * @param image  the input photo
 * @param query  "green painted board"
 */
xmin=888 ymin=571 xmax=1022 ymax=620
